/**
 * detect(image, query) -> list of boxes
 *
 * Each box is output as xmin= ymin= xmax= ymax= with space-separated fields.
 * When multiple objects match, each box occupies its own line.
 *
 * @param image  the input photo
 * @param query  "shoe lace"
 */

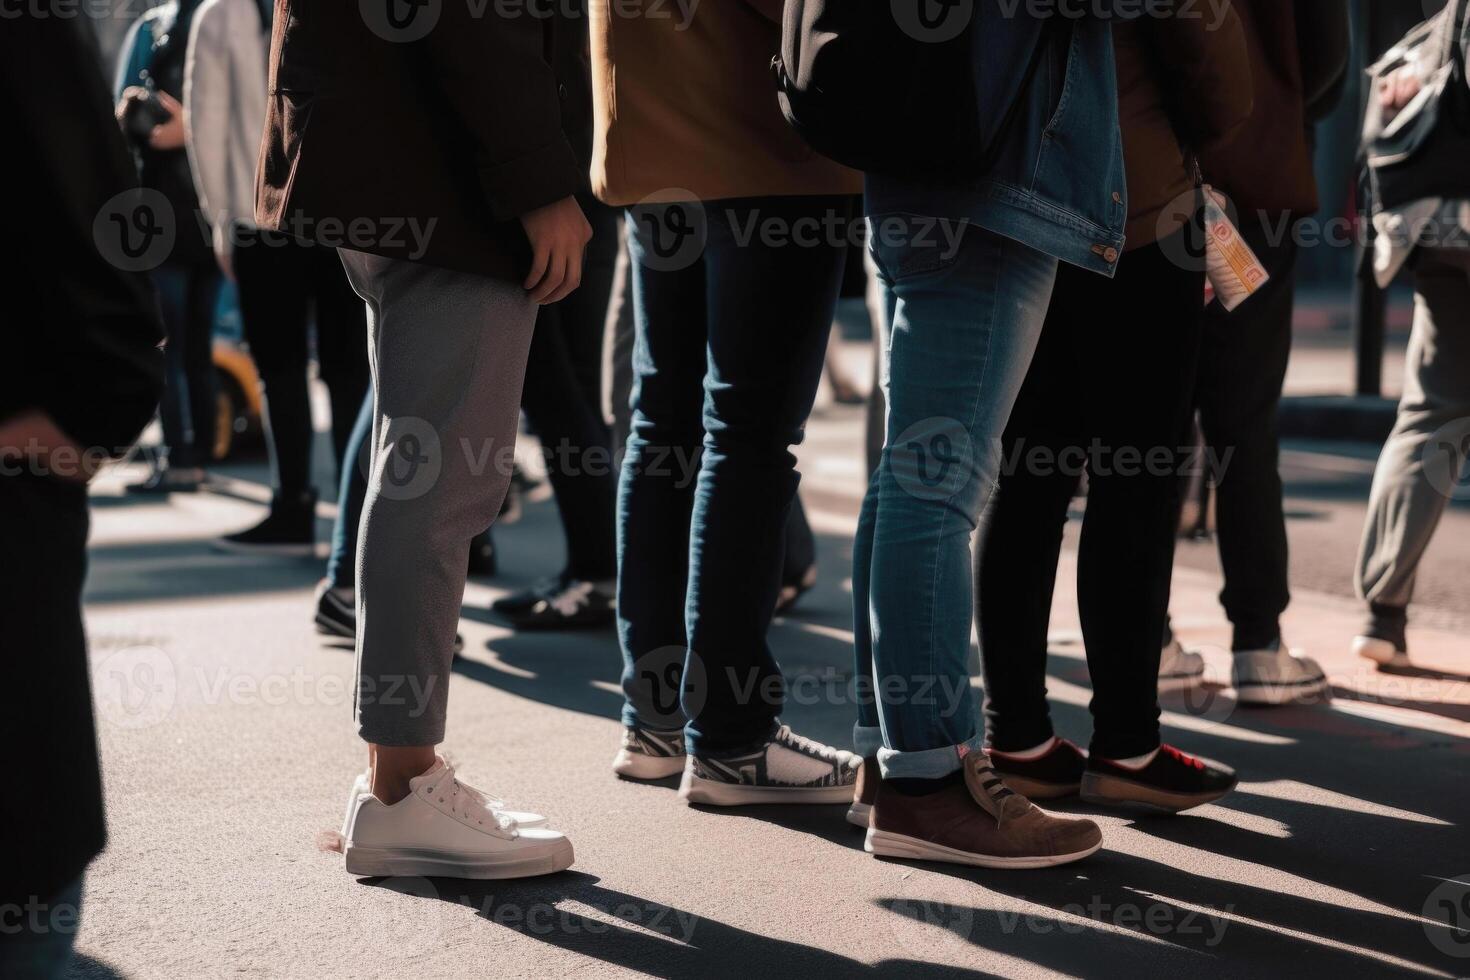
xmin=775 ymin=725 xmax=842 ymax=763
xmin=426 ymin=765 xmax=516 ymax=832
xmin=963 ymin=752 xmax=1027 ymax=829
xmin=546 ymin=580 xmax=595 ymax=617
xmin=1162 ymin=744 xmax=1206 ymax=771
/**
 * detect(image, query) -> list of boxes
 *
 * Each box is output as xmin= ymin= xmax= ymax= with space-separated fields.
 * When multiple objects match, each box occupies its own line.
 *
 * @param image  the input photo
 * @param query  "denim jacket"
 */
xmin=866 ymin=12 xmax=1127 ymax=277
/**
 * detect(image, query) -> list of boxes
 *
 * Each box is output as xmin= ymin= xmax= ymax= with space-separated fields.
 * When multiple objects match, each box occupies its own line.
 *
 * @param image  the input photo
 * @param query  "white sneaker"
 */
xmin=340 ymin=769 xmax=547 ymax=838
xmin=1353 ymin=635 xmax=1410 ymax=669
xmin=679 ymin=724 xmax=860 ymax=806
xmin=1158 ymin=637 xmax=1205 ymax=691
xmin=612 ymin=726 xmax=687 ymax=780
xmin=1231 ymin=644 xmax=1329 ymax=706
xmin=342 ymin=758 xmax=572 ymax=879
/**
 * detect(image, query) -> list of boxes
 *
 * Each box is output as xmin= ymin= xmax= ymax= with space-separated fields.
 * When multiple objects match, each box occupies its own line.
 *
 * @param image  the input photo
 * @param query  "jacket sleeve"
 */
xmin=1296 ymin=0 xmax=1351 ymax=121
xmin=1143 ymin=0 xmax=1253 ymax=154
xmin=185 ymin=0 xmax=235 ymax=250
xmin=1 ymin=17 xmax=164 ymax=456
xmin=417 ymin=7 xmax=584 ymax=221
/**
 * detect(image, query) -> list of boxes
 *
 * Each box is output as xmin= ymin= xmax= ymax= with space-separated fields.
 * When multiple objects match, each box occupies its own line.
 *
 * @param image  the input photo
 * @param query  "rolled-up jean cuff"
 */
xmin=853 ymin=723 xmax=884 ymax=759
xmin=877 ymin=733 xmax=985 ymax=780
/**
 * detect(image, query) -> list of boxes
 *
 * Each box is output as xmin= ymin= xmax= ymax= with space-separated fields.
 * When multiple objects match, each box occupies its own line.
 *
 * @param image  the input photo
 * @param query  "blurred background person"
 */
xmin=114 ymin=0 xmax=220 ymax=494
xmin=1162 ymin=0 xmax=1351 ymax=705
xmin=1 ymin=15 xmax=164 ymax=977
xmin=1354 ymin=0 xmax=1470 ymax=670
xmin=185 ymin=0 xmax=370 ymax=555
xmin=976 ymin=4 xmax=1250 ymax=812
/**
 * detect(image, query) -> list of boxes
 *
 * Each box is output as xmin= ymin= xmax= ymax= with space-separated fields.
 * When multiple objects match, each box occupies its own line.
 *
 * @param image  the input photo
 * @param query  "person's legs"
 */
xmin=1355 ymin=250 xmax=1470 ymax=665
xmin=234 ymin=233 xmax=315 ymax=499
xmin=975 ymin=264 xmax=1086 ymax=758
xmin=131 ymin=263 xmax=214 ymax=489
xmin=315 ymin=389 xmax=373 ymax=636
xmin=616 ymin=208 xmax=708 ymax=746
xmin=310 ymin=242 xmax=372 ymax=476
xmin=341 ymin=250 xmax=537 ymax=773
xmin=603 ymin=229 xmax=637 ymax=460
xmin=1195 ymin=219 xmax=1297 ymax=652
xmin=682 ymin=195 xmax=851 ymax=757
xmin=863 ymin=221 xmax=1055 ymax=778
xmin=1069 ymin=235 xmax=1203 ymax=760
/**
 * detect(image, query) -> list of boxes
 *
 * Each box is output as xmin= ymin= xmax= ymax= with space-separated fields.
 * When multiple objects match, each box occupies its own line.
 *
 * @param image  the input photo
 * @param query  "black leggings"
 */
xmin=976 ymin=229 xmax=1204 ymax=760
xmin=233 ymin=232 xmax=369 ymax=496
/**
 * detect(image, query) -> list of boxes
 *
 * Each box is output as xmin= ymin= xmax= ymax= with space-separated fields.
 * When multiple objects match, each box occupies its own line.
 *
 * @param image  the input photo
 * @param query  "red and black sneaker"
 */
xmin=989 ymin=739 xmax=1087 ymax=799
xmin=1081 ymin=744 xmax=1237 ymax=813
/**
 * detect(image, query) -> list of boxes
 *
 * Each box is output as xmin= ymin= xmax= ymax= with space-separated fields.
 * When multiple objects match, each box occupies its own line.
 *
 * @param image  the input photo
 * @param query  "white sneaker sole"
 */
xmin=846 ymin=802 xmax=872 ymax=828
xmin=1354 ymin=636 xmax=1410 ymax=669
xmin=612 ymin=749 xmax=686 ymax=781
xmin=1157 ymin=667 xmax=1205 ymax=693
xmin=1232 ymin=674 xmax=1330 ymax=706
xmin=679 ymin=770 xmax=855 ymax=806
xmin=864 ymin=827 xmax=1101 ymax=869
xmin=343 ymin=839 xmax=573 ymax=879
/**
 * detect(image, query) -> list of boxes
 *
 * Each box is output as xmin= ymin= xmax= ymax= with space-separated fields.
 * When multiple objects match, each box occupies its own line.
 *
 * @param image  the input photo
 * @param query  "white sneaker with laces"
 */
xmin=340 ymin=769 xmax=547 ymax=838
xmin=679 ymin=724 xmax=860 ymax=806
xmin=1232 ymin=644 xmax=1329 ymax=706
xmin=342 ymin=758 xmax=572 ymax=879
xmin=1158 ymin=637 xmax=1205 ymax=691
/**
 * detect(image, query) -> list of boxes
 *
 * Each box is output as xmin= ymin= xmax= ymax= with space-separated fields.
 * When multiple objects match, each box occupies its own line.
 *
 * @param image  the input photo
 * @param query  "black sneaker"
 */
xmin=311 ymin=580 xmax=463 ymax=655
xmin=1081 ymin=744 xmax=1237 ymax=813
xmin=215 ymin=490 xmax=317 ymax=556
xmin=774 ymin=564 xmax=818 ymax=616
xmin=990 ymin=738 xmax=1087 ymax=800
xmin=126 ymin=465 xmax=204 ymax=495
xmin=490 ymin=578 xmax=615 ymax=631
xmin=314 ymin=580 xmax=356 ymax=638
xmin=491 ymin=575 xmax=567 ymax=616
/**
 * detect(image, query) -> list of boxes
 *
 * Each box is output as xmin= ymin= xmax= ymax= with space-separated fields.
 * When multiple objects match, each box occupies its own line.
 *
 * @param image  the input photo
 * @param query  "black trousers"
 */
xmin=977 ymin=231 xmax=1204 ymax=759
xmin=1195 ymin=218 xmax=1298 ymax=651
xmin=152 ymin=262 xmax=220 ymax=468
xmin=518 ymin=198 xmax=622 ymax=580
xmin=1 ymin=473 xmax=105 ymax=906
xmin=232 ymin=230 xmax=369 ymax=496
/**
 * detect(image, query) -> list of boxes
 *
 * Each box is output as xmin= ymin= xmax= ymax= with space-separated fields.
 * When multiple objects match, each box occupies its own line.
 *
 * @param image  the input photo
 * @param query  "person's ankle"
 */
xmin=369 ymin=745 xmax=437 ymax=805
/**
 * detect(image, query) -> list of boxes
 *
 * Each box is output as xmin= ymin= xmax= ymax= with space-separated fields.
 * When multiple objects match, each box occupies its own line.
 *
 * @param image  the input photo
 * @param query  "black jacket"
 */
xmin=255 ymin=0 xmax=590 ymax=281
xmin=1 ymin=14 xmax=165 ymax=906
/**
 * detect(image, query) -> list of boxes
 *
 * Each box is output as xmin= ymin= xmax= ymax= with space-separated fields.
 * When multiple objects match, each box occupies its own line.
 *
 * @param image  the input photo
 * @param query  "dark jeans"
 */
xmin=327 ymin=390 xmax=374 ymax=589
xmin=518 ymin=198 xmax=621 ymax=581
xmin=617 ymin=195 xmax=851 ymax=755
xmin=977 ymin=231 xmax=1204 ymax=760
xmin=233 ymin=230 xmax=370 ymax=496
xmin=152 ymin=262 xmax=219 ymax=468
xmin=1195 ymin=217 xmax=1297 ymax=651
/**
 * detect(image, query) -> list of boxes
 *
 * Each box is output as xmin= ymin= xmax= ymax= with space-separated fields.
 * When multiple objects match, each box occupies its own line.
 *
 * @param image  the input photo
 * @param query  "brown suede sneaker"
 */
xmin=846 ymin=757 xmax=879 ymax=828
xmin=865 ymin=751 xmax=1103 ymax=869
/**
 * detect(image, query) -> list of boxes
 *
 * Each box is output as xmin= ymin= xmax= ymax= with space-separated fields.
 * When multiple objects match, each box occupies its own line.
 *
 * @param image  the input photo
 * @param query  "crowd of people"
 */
xmin=5 ymin=0 xmax=1470 ymax=972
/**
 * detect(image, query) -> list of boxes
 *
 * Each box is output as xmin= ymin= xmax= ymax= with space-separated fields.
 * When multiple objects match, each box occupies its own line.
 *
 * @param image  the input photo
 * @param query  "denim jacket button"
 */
xmin=1112 ymin=192 xmax=1122 ymax=204
xmin=1103 ymin=247 xmax=1119 ymax=264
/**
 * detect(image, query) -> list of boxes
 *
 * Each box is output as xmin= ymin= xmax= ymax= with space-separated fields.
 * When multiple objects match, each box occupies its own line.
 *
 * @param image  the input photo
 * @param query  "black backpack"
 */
xmin=773 ymin=1 xmax=1042 ymax=177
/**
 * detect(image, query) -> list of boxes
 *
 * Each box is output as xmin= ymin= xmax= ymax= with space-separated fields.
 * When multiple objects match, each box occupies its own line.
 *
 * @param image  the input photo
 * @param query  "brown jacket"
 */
xmin=1200 ymin=0 xmax=1352 ymax=216
xmin=254 ymin=0 xmax=588 ymax=281
xmin=589 ymin=0 xmax=860 ymax=205
xmin=1113 ymin=6 xmax=1253 ymax=250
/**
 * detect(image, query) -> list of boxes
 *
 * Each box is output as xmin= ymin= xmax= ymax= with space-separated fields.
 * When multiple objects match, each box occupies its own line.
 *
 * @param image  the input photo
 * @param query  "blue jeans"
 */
xmin=852 ymin=219 xmax=1057 ymax=779
xmin=617 ymin=196 xmax=852 ymax=756
xmin=327 ymin=390 xmax=373 ymax=589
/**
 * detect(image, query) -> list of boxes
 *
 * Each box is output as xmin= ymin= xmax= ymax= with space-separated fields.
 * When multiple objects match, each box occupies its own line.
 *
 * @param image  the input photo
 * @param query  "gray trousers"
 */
xmin=340 ymin=250 xmax=538 ymax=745
xmin=1356 ymin=247 xmax=1470 ymax=611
